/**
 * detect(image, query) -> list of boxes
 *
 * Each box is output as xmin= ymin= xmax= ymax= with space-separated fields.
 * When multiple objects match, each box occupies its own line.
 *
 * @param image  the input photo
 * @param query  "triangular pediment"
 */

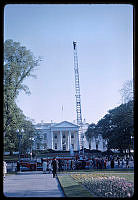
xmin=51 ymin=121 xmax=79 ymax=128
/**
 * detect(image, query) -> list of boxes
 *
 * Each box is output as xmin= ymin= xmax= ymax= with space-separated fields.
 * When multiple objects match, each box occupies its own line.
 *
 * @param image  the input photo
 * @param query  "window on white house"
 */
xmin=63 ymin=144 xmax=66 ymax=151
xmin=55 ymin=143 xmax=57 ymax=149
xmin=71 ymin=134 xmax=74 ymax=138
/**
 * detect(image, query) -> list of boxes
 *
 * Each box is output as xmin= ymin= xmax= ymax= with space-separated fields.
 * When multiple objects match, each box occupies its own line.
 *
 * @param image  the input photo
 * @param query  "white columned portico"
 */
xmin=60 ymin=131 xmax=63 ymax=150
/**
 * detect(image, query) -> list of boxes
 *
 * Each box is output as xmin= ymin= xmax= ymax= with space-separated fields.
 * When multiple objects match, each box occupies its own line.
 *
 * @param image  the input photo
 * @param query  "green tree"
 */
xmin=4 ymin=39 xmax=41 ymax=134
xmin=97 ymin=100 xmax=134 ymax=153
xmin=3 ymin=39 xmax=41 ymax=154
xmin=4 ymin=103 xmax=26 ymax=154
xmin=85 ymin=123 xmax=98 ymax=150
xmin=20 ymin=119 xmax=36 ymax=155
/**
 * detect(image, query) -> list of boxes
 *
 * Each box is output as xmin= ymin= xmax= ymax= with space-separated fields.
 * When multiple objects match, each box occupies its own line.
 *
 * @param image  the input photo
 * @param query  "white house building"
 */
xmin=33 ymin=121 xmax=79 ymax=151
xmin=33 ymin=120 xmax=107 ymax=152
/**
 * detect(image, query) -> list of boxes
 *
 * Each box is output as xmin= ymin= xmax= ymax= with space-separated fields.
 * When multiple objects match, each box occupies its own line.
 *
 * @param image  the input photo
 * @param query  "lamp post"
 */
xmin=131 ymin=136 xmax=134 ymax=153
xmin=29 ymin=137 xmax=34 ymax=160
xmin=16 ymin=129 xmax=24 ymax=161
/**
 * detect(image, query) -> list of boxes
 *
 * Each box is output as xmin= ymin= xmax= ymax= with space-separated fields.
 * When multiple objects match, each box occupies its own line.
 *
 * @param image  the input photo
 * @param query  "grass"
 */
xmin=57 ymin=168 xmax=134 ymax=174
xmin=57 ymin=170 xmax=134 ymax=197
xmin=58 ymin=170 xmax=134 ymax=182
xmin=57 ymin=175 xmax=93 ymax=197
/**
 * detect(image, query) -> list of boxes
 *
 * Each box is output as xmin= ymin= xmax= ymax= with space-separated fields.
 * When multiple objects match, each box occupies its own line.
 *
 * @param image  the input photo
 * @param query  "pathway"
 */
xmin=3 ymin=171 xmax=65 ymax=197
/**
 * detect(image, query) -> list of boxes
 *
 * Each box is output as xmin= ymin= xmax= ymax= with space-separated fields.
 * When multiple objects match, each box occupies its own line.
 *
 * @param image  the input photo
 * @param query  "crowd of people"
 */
xmin=83 ymin=155 xmax=133 ymax=169
xmin=3 ymin=154 xmax=134 ymax=179
xmin=42 ymin=157 xmax=84 ymax=173
xmin=41 ymin=154 xmax=134 ymax=176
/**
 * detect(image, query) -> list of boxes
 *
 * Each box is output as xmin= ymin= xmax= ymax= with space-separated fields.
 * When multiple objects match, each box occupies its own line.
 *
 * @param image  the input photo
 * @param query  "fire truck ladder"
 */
xmin=73 ymin=41 xmax=84 ymax=151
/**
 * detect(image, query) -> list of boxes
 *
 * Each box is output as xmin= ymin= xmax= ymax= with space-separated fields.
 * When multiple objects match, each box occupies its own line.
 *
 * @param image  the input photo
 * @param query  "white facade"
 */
xmin=33 ymin=121 xmax=79 ymax=151
xmin=33 ymin=120 xmax=107 ymax=152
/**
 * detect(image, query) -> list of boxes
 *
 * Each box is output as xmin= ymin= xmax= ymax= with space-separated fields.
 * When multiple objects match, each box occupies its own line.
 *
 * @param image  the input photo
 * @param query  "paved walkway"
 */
xmin=3 ymin=171 xmax=65 ymax=197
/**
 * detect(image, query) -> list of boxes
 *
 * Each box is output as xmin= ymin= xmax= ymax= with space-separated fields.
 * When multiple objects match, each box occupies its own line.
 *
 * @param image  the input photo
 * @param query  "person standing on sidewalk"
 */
xmin=3 ymin=161 xmax=7 ymax=181
xmin=17 ymin=161 xmax=20 ymax=172
xmin=111 ymin=158 xmax=114 ymax=168
xmin=118 ymin=158 xmax=120 ymax=168
xmin=122 ymin=158 xmax=124 ymax=168
xmin=43 ymin=160 xmax=47 ymax=173
xmin=126 ymin=157 xmax=129 ymax=168
xmin=52 ymin=157 xmax=57 ymax=178
xmin=48 ymin=160 xmax=52 ymax=173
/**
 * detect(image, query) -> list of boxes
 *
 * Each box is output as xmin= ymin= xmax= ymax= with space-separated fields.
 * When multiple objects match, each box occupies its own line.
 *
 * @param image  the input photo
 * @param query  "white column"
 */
xmin=73 ymin=131 xmax=76 ymax=151
xmin=60 ymin=131 xmax=62 ymax=150
xmin=68 ymin=132 xmax=70 ymax=151
xmin=51 ymin=131 xmax=53 ymax=149
xmin=77 ymin=130 xmax=80 ymax=151
xmin=68 ymin=131 xmax=71 ymax=150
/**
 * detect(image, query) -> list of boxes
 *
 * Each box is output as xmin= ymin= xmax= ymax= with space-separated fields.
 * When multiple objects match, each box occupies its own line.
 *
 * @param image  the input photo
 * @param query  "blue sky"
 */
xmin=4 ymin=4 xmax=133 ymax=124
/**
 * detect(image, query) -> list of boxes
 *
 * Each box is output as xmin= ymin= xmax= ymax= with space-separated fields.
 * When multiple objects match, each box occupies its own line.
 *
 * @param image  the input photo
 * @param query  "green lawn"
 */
xmin=57 ymin=171 xmax=134 ymax=197
xmin=58 ymin=170 xmax=134 ymax=182
xmin=57 ymin=168 xmax=134 ymax=174
xmin=58 ymin=175 xmax=93 ymax=197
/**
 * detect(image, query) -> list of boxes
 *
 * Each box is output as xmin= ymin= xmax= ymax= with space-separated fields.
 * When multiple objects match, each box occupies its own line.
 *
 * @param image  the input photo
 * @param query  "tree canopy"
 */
xmin=4 ymin=39 xmax=41 ymax=154
xmin=96 ymin=100 xmax=134 ymax=152
xmin=85 ymin=123 xmax=97 ymax=150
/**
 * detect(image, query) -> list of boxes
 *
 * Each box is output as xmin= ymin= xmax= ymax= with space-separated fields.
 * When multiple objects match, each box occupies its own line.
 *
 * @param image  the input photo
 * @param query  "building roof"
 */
xmin=35 ymin=121 xmax=79 ymax=129
xmin=51 ymin=121 xmax=79 ymax=128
